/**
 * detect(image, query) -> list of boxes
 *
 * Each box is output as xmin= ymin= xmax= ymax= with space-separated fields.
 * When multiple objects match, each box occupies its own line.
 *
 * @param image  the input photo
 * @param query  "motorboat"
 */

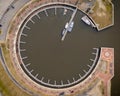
xmin=62 ymin=21 xmax=74 ymax=36
xmin=81 ymin=16 xmax=91 ymax=25
xmin=81 ymin=16 xmax=96 ymax=28
xmin=65 ymin=21 xmax=74 ymax=32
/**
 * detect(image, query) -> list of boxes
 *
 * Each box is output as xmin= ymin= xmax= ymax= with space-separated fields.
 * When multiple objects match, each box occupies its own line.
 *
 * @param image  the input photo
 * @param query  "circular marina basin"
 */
xmin=15 ymin=4 xmax=99 ymax=88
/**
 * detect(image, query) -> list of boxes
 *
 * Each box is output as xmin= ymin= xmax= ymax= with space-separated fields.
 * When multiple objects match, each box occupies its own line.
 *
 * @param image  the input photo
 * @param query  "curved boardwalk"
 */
xmin=14 ymin=3 xmax=100 ymax=88
xmin=3 ymin=0 xmax=114 ymax=96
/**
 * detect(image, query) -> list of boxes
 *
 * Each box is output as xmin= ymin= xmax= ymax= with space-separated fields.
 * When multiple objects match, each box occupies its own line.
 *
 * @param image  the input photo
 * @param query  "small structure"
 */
xmin=63 ymin=9 xmax=67 ymax=15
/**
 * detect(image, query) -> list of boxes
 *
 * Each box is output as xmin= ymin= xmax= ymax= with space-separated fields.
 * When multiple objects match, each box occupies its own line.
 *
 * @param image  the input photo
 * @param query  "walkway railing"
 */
xmin=20 ymin=47 xmax=100 ymax=88
xmin=9 ymin=1 xmax=101 ymax=88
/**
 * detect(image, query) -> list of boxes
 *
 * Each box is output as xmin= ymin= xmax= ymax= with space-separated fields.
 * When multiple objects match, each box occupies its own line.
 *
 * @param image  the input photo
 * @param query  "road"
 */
xmin=0 ymin=0 xmax=14 ymax=19
xmin=0 ymin=0 xmax=39 ymax=95
xmin=0 ymin=0 xmax=30 ymax=42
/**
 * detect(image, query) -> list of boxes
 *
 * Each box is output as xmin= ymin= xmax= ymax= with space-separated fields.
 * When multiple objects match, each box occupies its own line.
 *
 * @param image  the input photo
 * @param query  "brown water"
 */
xmin=19 ymin=1 xmax=120 ymax=94
xmin=20 ymin=6 xmax=98 ymax=87
xmin=111 ymin=0 xmax=120 ymax=96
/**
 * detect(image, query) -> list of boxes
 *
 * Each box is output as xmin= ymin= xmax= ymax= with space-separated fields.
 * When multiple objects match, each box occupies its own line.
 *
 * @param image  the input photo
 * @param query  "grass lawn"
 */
xmin=89 ymin=0 xmax=113 ymax=30
xmin=0 ymin=43 xmax=30 ymax=96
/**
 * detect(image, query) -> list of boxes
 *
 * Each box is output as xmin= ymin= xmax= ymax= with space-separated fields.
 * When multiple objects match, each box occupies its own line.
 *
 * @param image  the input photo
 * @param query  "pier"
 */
xmin=61 ymin=8 xmax=77 ymax=41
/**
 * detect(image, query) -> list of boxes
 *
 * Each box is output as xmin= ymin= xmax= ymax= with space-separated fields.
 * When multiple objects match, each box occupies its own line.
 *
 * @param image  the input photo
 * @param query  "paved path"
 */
xmin=0 ymin=0 xmax=14 ymax=19
xmin=0 ymin=92 xmax=2 ymax=96
xmin=0 ymin=0 xmax=30 ymax=42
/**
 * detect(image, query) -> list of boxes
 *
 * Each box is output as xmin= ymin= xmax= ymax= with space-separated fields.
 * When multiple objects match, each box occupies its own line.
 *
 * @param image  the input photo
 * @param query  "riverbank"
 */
xmin=88 ymin=0 xmax=114 ymax=31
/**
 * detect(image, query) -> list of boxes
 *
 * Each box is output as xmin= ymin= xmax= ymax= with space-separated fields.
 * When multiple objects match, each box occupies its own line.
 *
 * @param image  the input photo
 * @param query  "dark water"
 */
xmin=20 ymin=7 xmax=98 ymax=86
xmin=111 ymin=0 xmax=120 ymax=96
xmin=19 ymin=1 xmax=120 ymax=93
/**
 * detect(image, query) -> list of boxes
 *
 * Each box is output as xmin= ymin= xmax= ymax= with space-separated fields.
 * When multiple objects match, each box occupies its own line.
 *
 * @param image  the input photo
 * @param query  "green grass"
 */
xmin=0 ymin=62 xmax=13 ymax=96
xmin=0 ymin=43 xmax=30 ymax=96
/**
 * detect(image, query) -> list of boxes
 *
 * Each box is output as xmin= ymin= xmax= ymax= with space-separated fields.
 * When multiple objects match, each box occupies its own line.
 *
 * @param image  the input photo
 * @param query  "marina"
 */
xmin=0 ymin=0 xmax=118 ymax=96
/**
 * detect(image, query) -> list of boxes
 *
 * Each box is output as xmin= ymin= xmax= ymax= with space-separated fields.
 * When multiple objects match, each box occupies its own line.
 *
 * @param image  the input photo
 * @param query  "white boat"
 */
xmin=81 ymin=16 xmax=91 ymax=25
xmin=81 ymin=16 xmax=96 ymax=28
xmin=62 ymin=21 xmax=74 ymax=36
xmin=69 ymin=22 xmax=74 ymax=28
xmin=62 ymin=29 xmax=66 ymax=36
xmin=65 ymin=21 xmax=74 ymax=32
xmin=65 ymin=23 xmax=69 ymax=29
